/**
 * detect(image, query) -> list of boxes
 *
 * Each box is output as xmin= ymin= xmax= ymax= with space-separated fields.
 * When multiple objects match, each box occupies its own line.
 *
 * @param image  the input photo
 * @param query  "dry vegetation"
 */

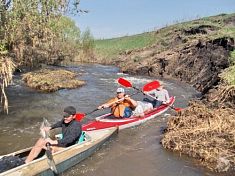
xmin=0 ymin=57 xmax=15 ymax=113
xmin=161 ymin=86 xmax=235 ymax=172
xmin=22 ymin=69 xmax=85 ymax=92
xmin=208 ymin=85 xmax=235 ymax=105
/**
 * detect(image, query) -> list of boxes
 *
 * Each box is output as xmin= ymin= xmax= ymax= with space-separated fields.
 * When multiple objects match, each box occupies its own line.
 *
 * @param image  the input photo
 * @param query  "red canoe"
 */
xmin=82 ymin=96 xmax=175 ymax=131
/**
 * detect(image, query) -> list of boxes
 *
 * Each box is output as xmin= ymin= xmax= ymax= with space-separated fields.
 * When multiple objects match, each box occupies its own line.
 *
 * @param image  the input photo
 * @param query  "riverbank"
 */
xmin=161 ymin=86 xmax=235 ymax=172
xmin=93 ymin=13 xmax=235 ymax=95
xmin=89 ymin=13 xmax=235 ymax=172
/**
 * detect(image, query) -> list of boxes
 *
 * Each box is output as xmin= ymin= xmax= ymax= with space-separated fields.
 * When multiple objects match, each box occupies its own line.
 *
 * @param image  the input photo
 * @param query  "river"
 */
xmin=0 ymin=64 xmax=221 ymax=176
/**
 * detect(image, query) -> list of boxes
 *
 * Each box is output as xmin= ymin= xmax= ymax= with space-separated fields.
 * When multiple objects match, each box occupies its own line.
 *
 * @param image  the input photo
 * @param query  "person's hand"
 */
xmin=45 ymin=138 xmax=58 ymax=145
xmin=98 ymin=104 xmax=109 ymax=109
xmin=124 ymin=94 xmax=130 ymax=100
xmin=164 ymin=100 xmax=170 ymax=104
xmin=98 ymin=105 xmax=103 ymax=110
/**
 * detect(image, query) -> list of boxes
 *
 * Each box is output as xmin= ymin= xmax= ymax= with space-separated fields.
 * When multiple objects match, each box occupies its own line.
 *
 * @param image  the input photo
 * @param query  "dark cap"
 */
xmin=63 ymin=106 xmax=76 ymax=118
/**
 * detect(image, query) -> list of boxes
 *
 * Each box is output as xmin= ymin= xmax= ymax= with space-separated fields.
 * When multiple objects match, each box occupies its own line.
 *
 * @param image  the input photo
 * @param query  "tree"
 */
xmin=0 ymin=0 xmax=83 ymax=113
xmin=80 ymin=28 xmax=94 ymax=62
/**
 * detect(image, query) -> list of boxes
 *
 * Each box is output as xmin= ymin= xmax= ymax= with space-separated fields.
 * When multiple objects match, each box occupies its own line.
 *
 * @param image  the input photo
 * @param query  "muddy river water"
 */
xmin=0 ymin=64 xmax=225 ymax=176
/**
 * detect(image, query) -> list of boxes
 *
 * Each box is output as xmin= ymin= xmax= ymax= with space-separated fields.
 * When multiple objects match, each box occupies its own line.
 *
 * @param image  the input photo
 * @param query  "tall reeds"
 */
xmin=0 ymin=56 xmax=15 ymax=114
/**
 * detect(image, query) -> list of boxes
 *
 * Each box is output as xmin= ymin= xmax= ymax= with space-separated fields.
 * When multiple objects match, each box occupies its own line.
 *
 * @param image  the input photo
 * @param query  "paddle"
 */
xmin=75 ymin=109 xmax=99 ymax=121
xmin=118 ymin=77 xmax=161 ymax=91
xmin=142 ymin=80 xmax=161 ymax=91
xmin=41 ymin=118 xmax=58 ymax=175
xmin=118 ymin=77 xmax=182 ymax=112
xmin=118 ymin=77 xmax=160 ymax=93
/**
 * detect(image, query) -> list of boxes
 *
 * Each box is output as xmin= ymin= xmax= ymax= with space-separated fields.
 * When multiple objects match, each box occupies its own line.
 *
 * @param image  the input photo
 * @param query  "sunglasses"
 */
xmin=63 ymin=113 xmax=72 ymax=119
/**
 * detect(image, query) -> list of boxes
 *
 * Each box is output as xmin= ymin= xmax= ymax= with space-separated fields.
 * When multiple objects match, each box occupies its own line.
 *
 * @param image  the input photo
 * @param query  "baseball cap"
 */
xmin=116 ymin=87 xmax=125 ymax=93
xmin=63 ymin=106 xmax=76 ymax=118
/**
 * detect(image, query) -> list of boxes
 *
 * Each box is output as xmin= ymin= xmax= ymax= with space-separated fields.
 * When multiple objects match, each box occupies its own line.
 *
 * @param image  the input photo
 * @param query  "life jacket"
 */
xmin=108 ymin=97 xmax=135 ymax=118
xmin=75 ymin=113 xmax=84 ymax=121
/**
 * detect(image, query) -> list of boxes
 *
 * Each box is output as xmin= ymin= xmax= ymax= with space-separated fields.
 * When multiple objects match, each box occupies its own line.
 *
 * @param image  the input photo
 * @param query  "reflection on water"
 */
xmin=0 ymin=64 xmax=217 ymax=176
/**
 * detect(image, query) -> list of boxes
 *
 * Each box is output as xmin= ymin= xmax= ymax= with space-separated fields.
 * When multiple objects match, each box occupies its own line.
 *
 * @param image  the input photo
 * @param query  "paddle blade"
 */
xmin=142 ymin=81 xmax=160 ymax=91
xmin=45 ymin=143 xmax=58 ymax=174
xmin=75 ymin=113 xmax=85 ymax=121
xmin=174 ymin=107 xmax=182 ymax=112
xmin=118 ymin=77 xmax=132 ymax=88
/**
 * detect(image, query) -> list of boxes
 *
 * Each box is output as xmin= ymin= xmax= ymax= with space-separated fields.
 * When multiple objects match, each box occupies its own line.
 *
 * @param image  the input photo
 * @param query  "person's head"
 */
xmin=63 ymin=106 xmax=76 ymax=123
xmin=116 ymin=87 xmax=125 ymax=99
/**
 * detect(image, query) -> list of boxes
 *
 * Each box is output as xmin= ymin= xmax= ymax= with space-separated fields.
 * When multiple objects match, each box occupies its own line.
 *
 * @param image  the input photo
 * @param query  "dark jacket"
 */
xmin=51 ymin=119 xmax=82 ymax=147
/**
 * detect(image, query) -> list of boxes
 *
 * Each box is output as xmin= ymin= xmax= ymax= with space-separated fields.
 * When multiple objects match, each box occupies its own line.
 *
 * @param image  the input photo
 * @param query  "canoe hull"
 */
xmin=0 ymin=127 xmax=118 ymax=176
xmin=83 ymin=97 xmax=175 ymax=131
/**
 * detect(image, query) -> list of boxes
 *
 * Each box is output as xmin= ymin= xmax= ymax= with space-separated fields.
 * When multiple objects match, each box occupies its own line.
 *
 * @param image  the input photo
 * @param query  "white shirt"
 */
xmin=148 ymin=88 xmax=170 ymax=103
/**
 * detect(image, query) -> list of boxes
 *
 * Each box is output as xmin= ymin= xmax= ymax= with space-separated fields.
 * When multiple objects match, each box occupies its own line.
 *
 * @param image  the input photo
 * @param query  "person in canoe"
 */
xmin=98 ymin=87 xmax=138 ymax=118
xmin=25 ymin=106 xmax=82 ymax=163
xmin=143 ymin=83 xmax=170 ymax=108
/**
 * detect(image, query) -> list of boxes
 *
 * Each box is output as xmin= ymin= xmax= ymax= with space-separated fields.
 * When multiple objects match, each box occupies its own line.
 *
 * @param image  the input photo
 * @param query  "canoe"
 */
xmin=82 ymin=96 xmax=175 ymax=131
xmin=0 ymin=127 xmax=118 ymax=176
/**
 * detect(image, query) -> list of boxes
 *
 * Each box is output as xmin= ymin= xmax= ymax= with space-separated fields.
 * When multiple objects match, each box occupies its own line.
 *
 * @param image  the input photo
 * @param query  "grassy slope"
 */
xmin=95 ymin=13 xmax=235 ymax=85
xmin=94 ymin=32 xmax=157 ymax=59
xmin=220 ymin=50 xmax=235 ymax=85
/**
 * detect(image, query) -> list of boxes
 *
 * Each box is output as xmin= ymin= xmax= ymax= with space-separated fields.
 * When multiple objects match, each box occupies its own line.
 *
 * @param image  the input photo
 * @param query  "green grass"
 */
xmin=94 ymin=32 xmax=156 ymax=59
xmin=230 ymin=50 xmax=235 ymax=64
xmin=221 ymin=65 xmax=235 ymax=85
xmin=94 ymin=13 xmax=235 ymax=60
xmin=221 ymin=50 xmax=235 ymax=85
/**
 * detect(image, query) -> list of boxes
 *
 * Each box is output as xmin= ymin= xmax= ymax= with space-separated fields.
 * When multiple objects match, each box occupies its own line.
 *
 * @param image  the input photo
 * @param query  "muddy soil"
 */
xmin=113 ymin=36 xmax=234 ymax=95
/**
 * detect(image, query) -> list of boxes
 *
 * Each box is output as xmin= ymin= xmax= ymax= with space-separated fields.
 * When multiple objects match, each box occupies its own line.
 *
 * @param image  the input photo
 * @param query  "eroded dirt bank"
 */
xmin=114 ymin=36 xmax=233 ymax=95
xmin=94 ymin=14 xmax=235 ymax=94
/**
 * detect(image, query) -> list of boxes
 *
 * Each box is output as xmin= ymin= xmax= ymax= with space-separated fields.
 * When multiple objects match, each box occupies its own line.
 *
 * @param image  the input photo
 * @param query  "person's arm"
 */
xmin=41 ymin=120 xmax=63 ymax=133
xmin=124 ymin=95 xmax=137 ymax=107
xmin=50 ymin=120 xmax=63 ymax=130
xmin=147 ymin=89 xmax=157 ymax=97
xmin=98 ymin=103 xmax=110 ymax=109
xmin=98 ymin=98 xmax=117 ymax=109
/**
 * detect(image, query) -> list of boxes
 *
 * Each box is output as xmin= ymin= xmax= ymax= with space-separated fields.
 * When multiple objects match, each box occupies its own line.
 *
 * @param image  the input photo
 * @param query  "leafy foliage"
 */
xmin=0 ymin=0 xmax=83 ymax=113
xmin=80 ymin=29 xmax=94 ymax=61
